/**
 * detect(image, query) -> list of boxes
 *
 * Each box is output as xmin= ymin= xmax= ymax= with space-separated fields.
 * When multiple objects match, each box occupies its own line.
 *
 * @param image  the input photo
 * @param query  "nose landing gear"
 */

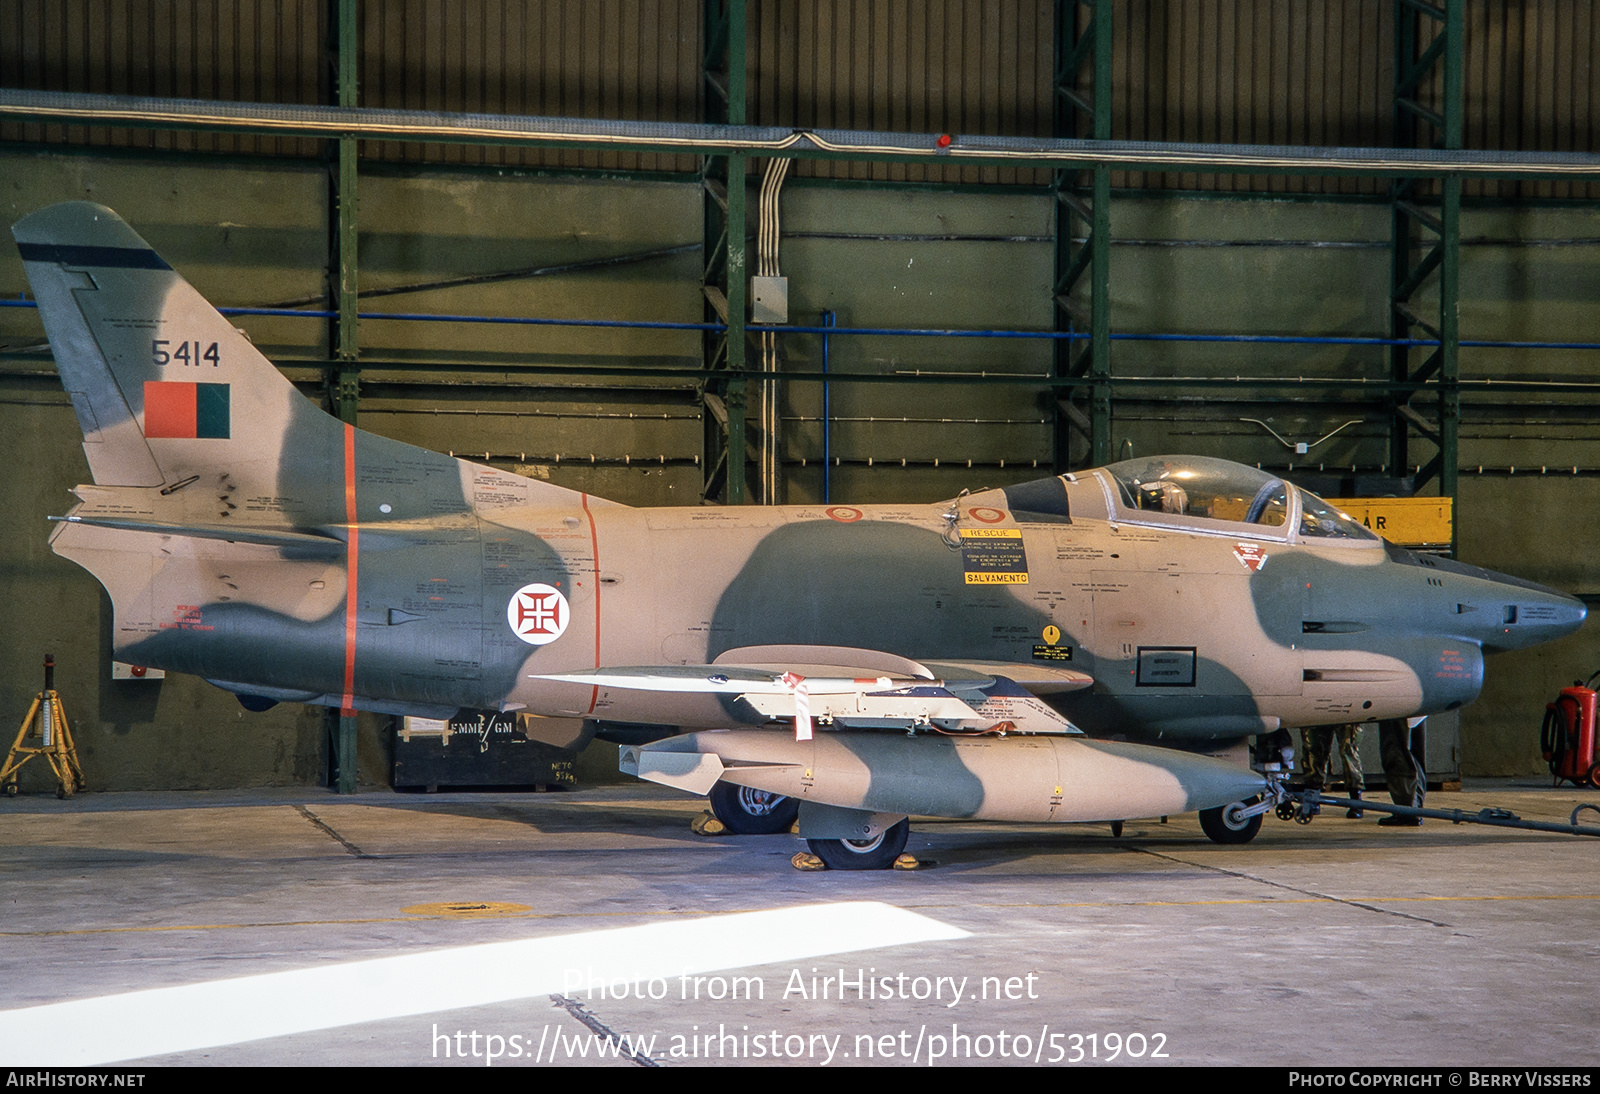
xmin=1199 ymin=798 xmax=1266 ymax=844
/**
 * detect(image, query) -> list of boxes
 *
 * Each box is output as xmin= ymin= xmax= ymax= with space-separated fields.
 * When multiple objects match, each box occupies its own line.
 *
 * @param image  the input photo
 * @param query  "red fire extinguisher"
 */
xmin=1542 ymin=671 xmax=1600 ymax=789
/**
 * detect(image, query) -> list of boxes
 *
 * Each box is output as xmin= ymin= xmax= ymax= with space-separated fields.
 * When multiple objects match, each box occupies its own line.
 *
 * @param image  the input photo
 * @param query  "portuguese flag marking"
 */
xmin=144 ymin=381 xmax=230 ymax=439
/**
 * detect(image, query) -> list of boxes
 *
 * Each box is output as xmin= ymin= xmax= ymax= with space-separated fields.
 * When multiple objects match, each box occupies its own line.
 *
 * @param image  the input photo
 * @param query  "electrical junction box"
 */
xmin=751 ymin=276 xmax=788 ymax=323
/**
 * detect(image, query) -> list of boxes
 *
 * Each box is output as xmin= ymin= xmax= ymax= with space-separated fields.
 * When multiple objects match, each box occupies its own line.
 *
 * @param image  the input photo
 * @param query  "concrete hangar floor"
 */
xmin=1 ymin=780 xmax=1596 ymax=1068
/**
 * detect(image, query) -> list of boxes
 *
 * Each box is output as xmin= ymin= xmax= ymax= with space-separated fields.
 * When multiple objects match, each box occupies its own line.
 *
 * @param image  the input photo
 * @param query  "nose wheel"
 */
xmin=1199 ymin=797 xmax=1266 ymax=844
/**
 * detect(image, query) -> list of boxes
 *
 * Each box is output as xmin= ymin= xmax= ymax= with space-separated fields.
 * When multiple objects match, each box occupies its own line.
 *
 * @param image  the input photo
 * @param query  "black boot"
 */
xmin=1378 ymin=812 xmax=1422 ymax=827
xmin=1345 ymin=788 xmax=1363 ymax=819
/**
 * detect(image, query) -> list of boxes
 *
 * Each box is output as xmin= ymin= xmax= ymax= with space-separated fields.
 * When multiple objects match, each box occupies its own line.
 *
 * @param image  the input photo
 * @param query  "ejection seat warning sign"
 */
xmin=960 ymin=528 xmax=1029 ymax=584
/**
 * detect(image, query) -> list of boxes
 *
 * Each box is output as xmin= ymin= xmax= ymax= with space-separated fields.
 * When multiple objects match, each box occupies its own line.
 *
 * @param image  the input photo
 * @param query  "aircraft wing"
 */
xmin=710 ymin=643 xmax=1094 ymax=696
xmin=532 ymin=646 xmax=1086 ymax=738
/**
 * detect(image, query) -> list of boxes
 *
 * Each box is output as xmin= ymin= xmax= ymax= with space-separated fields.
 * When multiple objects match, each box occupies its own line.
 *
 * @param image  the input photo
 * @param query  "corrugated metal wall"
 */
xmin=1108 ymin=0 xmax=1393 ymax=195
xmin=359 ymin=0 xmax=703 ymax=172
xmin=1 ymin=1 xmax=1598 ymax=197
xmin=1465 ymin=1 xmax=1600 ymax=201
xmin=748 ymin=1 xmax=1053 ymax=187
xmin=0 ymin=0 xmax=328 ymax=158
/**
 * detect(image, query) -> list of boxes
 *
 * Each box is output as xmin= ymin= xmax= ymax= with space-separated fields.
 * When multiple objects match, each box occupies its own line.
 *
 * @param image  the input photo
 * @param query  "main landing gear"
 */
xmin=708 ymin=781 xmax=801 ymax=835
xmin=805 ymin=818 xmax=911 ymax=870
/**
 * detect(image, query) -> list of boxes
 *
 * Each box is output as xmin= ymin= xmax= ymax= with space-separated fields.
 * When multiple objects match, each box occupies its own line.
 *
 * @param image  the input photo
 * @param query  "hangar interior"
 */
xmin=2 ymin=0 xmax=1598 ymax=792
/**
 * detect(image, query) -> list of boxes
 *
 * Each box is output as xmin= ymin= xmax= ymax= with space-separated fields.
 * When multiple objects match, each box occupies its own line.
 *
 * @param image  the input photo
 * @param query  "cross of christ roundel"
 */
xmin=506 ymin=583 xmax=570 ymax=645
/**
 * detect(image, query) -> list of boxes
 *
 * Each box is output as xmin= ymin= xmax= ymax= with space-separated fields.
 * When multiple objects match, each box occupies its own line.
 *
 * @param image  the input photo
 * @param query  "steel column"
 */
xmin=329 ymin=0 xmax=359 ymax=794
xmin=330 ymin=0 xmax=359 ymax=426
xmin=1053 ymin=0 xmax=1113 ymax=472
xmin=701 ymin=0 xmax=749 ymax=504
xmin=1389 ymin=0 xmax=1461 ymax=555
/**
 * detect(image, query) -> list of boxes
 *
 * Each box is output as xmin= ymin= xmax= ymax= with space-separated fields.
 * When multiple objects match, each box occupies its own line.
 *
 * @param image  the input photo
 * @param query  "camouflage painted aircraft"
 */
xmin=13 ymin=202 xmax=1587 ymax=868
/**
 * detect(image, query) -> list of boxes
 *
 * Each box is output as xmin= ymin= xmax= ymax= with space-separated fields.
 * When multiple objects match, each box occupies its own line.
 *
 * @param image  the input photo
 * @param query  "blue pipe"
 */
xmin=6 ymin=297 xmax=1600 ymax=351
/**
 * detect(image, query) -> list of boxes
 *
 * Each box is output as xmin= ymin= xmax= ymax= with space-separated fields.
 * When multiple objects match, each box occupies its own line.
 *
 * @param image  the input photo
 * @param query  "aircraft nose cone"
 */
xmin=1481 ymin=573 xmax=1587 ymax=652
xmin=1415 ymin=552 xmax=1587 ymax=652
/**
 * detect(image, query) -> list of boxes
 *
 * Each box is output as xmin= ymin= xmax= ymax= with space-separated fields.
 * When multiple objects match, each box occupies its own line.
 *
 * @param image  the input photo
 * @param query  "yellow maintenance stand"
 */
xmin=3 ymin=654 xmax=85 ymax=798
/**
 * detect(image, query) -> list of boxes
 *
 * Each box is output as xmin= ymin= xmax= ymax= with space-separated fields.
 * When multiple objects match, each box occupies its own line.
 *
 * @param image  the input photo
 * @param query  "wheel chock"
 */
xmin=690 ymin=811 xmax=727 ymax=836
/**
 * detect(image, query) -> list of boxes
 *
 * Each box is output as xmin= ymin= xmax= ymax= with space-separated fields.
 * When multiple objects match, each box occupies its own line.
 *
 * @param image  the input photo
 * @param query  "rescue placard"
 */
xmin=960 ymin=527 xmax=1029 ymax=584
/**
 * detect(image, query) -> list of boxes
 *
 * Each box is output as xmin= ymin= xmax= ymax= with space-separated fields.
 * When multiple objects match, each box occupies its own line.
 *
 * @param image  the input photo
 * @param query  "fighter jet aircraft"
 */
xmin=13 ymin=202 xmax=1587 ymax=867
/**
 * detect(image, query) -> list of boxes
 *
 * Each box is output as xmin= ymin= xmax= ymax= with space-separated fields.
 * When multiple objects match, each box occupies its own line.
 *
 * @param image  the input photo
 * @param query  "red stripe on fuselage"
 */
xmin=342 ymin=424 xmax=359 ymax=715
xmin=582 ymin=493 xmax=601 ymax=714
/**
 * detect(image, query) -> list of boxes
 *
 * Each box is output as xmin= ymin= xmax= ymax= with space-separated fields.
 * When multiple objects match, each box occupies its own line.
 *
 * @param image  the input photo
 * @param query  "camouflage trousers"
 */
xmin=1300 ymin=723 xmax=1363 ymax=795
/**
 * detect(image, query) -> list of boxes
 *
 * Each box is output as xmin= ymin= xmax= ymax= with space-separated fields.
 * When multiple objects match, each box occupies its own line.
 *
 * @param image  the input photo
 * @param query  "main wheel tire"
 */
xmin=806 ymin=819 xmax=910 ymax=871
xmin=1588 ymin=762 xmax=1600 ymax=791
xmin=708 ymin=781 xmax=800 ymax=835
xmin=1199 ymin=798 xmax=1263 ymax=845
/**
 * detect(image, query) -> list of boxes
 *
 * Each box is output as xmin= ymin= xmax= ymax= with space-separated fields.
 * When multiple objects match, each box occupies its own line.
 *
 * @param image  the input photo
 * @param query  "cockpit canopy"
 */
xmin=1103 ymin=456 xmax=1375 ymax=541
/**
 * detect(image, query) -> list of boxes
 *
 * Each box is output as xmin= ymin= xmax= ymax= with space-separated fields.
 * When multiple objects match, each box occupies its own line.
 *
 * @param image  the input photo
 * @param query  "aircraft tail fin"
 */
xmin=14 ymin=201 xmax=612 ymax=524
xmin=13 ymin=200 xmax=334 ymax=502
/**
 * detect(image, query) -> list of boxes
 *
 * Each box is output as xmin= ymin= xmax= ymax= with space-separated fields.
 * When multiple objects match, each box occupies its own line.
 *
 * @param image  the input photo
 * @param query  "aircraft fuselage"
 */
xmin=54 ymin=459 xmax=1585 ymax=743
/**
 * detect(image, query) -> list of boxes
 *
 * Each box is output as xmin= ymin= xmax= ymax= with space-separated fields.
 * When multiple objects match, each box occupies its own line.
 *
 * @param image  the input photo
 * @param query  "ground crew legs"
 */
xmin=1299 ymin=723 xmax=1364 ymax=817
xmin=1378 ymin=717 xmax=1426 ymax=827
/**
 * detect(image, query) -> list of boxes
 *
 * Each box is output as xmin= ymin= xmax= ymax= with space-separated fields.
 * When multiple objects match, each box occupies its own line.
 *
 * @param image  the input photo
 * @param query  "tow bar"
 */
xmin=1281 ymin=791 xmax=1600 ymax=838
